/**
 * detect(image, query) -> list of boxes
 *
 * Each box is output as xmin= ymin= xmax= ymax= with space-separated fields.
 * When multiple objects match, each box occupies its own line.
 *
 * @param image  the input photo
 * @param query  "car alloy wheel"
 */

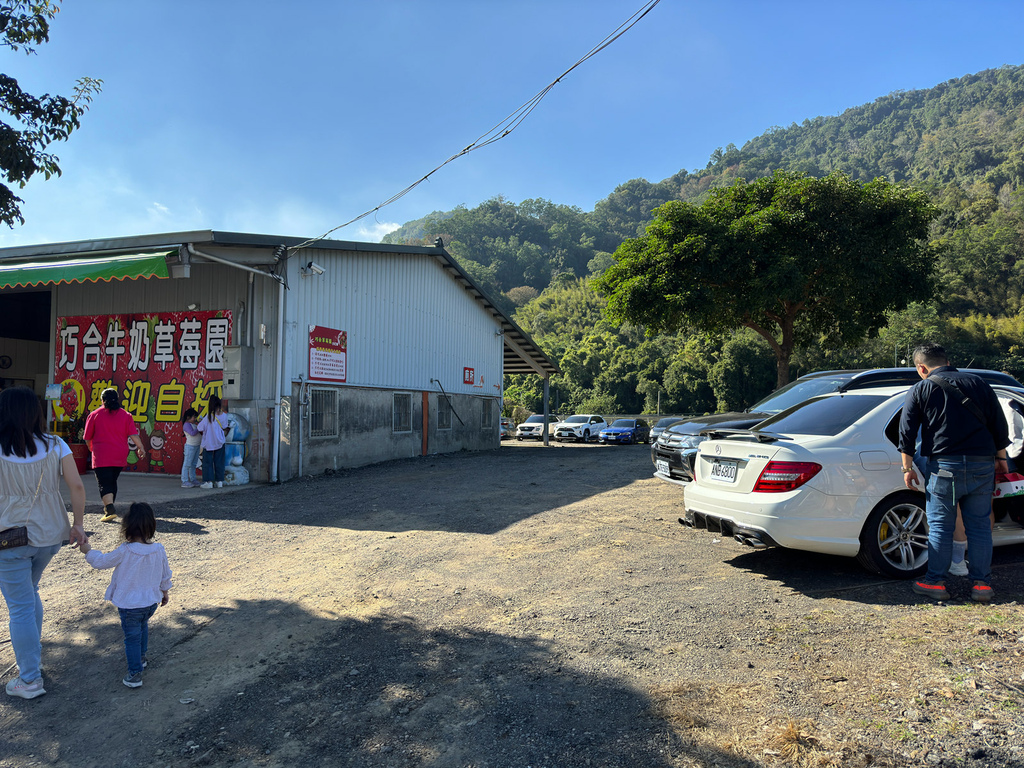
xmin=856 ymin=492 xmax=929 ymax=579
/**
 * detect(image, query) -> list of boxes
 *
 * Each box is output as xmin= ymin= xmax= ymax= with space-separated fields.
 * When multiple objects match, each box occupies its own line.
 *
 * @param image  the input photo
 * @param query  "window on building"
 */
xmin=482 ymin=398 xmax=494 ymax=428
xmin=393 ymin=393 xmax=412 ymax=433
xmin=438 ymin=396 xmax=452 ymax=430
xmin=309 ymin=387 xmax=339 ymax=438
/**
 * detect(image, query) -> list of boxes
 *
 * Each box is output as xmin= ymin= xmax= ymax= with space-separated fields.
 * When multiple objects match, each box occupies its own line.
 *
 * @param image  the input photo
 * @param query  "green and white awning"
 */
xmin=0 ymin=250 xmax=172 ymax=289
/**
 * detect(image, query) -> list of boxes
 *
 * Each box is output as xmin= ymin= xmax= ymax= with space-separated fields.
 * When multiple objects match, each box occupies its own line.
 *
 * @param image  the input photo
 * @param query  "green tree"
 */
xmin=595 ymin=171 xmax=938 ymax=387
xmin=708 ymin=331 xmax=776 ymax=411
xmin=0 ymin=1 xmax=101 ymax=227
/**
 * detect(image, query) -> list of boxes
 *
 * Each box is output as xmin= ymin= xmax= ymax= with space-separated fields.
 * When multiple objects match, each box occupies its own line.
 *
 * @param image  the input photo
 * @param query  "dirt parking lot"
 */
xmin=3 ymin=441 xmax=1024 ymax=768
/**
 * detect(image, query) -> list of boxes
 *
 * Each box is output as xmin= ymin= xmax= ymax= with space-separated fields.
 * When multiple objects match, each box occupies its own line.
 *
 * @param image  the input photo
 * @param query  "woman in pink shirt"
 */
xmin=84 ymin=388 xmax=146 ymax=522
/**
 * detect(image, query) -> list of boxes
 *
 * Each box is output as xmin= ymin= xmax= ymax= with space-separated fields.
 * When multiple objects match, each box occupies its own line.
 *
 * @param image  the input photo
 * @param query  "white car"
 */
xmin=554 ymin=414 xmax=608 ymax=443
xmin=682 ymin=385 xmax=1024 ymax=578
xmin=515 ymin=414 xmax=560 ymax=441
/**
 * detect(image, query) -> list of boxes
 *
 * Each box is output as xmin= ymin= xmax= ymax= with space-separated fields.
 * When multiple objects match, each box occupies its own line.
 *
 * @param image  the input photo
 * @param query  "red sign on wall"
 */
xmin=308 ymin=325 xmax=347 ymax=383
xmin=53 ymin=311 xmax=232 ymax=475
xmin=463 ymin=367 xmax=475 ymax=385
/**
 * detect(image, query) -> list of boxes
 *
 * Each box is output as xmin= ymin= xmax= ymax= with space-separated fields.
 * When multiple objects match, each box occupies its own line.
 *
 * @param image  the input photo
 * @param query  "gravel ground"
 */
xmin=2 ymin=440 xmax=1024 ymax=768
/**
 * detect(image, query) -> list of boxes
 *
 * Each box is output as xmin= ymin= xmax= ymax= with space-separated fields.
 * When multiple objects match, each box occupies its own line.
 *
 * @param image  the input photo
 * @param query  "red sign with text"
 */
xmin=463 ymin=367 xmax=475 ymax=385
xmin=53 ymin=311 xmax=232 ymax=475
xmin=308 ymin=325 xmax=347 ymax=383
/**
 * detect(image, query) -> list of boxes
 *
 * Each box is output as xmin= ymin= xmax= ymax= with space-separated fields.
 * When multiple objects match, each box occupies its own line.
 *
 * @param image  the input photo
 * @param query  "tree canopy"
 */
xmin=381 ymin=65 xmax=1024 ymax=414
xmin=595 ymin=171 xmax=939 ymax=387
xmin=0 ymin=1 xmax=101 ymax=227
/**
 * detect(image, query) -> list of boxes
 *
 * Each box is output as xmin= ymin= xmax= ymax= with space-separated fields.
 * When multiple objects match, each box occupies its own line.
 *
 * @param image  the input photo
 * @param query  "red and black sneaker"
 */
xmin=971 ymin=582 xmax=994 ymax=604
xmin=911 ymin=580 xmax=949 ymax=601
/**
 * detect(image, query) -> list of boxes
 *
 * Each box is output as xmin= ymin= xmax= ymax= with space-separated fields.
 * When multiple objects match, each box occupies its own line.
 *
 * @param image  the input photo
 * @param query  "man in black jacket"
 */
xmin=898 ymin=343 xmax=1009 ymax=603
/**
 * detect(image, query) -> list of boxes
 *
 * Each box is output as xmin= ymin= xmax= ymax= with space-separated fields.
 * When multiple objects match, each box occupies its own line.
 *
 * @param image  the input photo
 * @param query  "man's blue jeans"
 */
xmin=0 ymin=544 xmax=61 ymax=683
xmin=924 ymin=457 xmax=995 ymax=583
xmin=119 ymin=603 xmax=158 ymax=675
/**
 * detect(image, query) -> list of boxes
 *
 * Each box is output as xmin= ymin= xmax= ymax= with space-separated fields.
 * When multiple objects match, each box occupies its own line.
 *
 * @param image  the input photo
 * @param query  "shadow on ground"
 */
xmin=724 ymin=541 xmax=1024 ymax=605
xmin=2 ymin=598 xmax=766 ymax=768
xmin=150 ymin=444 xmax=657 ymax=536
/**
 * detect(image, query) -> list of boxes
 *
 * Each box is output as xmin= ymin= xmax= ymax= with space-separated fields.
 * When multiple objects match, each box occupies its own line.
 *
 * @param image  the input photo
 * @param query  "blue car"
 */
xmin=599 ymin=418 xmax=651 ymax=445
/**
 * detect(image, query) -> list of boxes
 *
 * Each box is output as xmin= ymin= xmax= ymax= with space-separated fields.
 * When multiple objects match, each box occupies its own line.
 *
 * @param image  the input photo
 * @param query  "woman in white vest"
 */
xmin=0 ymin=387 xmax=87 ymax=700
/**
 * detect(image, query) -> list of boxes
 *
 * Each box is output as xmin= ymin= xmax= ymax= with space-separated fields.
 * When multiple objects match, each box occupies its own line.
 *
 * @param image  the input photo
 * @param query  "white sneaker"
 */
xmin=200 ymin=482 xmax=213 ymax=489
xmin=948 ymin=559 xmax=969 ymax=577
xmin=6 ymin=676 xmax=45 ymax=699
xmin=215 ymin=481 xmax=223 ymax=488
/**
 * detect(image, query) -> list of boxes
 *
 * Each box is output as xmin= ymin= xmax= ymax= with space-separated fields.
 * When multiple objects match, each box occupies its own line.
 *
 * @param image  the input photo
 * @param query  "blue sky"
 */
xmin=1 ymin=0 xmax=1023 ymax=247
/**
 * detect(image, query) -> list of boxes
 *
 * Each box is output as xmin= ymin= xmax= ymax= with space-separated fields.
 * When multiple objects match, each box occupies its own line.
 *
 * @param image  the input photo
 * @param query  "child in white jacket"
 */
xmin=81 ymin=502 xmax=172 ymax=688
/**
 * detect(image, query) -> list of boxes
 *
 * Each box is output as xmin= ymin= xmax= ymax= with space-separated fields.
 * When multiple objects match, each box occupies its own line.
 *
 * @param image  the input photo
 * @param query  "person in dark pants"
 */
xmin=196 ymin=395 xmax=229 ymax=489
xmin=84 ymin=388 xmax=146 ymax=522
xmin=898 ymin=344 xmax=1009 ymax=603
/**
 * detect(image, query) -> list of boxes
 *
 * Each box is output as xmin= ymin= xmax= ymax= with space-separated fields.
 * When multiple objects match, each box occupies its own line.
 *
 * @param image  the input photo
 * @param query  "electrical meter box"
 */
xmin=222 ymin=346 xmax=254 ymax=400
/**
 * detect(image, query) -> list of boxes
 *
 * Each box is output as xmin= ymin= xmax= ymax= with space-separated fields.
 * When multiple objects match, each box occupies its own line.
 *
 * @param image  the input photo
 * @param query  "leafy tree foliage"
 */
xmin=0 ymin=1 xmax=101 ymax=227
xmin=382 ymin=65 xmax=1024 ymax=412
xmin=595 ymin=172 xmax=939 ymax=387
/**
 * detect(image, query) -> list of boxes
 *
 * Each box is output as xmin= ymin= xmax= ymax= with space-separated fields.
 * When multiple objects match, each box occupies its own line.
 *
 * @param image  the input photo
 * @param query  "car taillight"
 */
xmin=753 ymin=461 xmax=821 ymax=492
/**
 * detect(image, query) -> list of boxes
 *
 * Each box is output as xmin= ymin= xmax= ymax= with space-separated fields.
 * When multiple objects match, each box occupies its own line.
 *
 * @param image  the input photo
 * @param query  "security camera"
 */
xmin=303 ymin=261 xmax=325 ymax=276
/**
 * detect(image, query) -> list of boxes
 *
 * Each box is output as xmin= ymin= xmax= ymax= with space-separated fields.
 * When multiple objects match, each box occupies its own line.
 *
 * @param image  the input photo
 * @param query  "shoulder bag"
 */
xmin=0 ymin=448 xmax=50 ymax=549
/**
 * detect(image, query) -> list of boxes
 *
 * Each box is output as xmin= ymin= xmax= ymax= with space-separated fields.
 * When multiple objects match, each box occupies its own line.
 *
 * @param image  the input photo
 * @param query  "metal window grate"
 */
xmin=438 ymin=396 xmax=452 ymax=430
xmin=393 ymin=393 xmax=412 ymax=433
xmin=309 ymin=387 xmax=339 ymax=438
xmin=482 ymin=398 xmax=493 ymax=428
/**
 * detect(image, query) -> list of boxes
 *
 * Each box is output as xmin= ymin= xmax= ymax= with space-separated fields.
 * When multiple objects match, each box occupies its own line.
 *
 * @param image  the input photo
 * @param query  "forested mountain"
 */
xmin=384 ymin=64 xmax=1024 ymax=416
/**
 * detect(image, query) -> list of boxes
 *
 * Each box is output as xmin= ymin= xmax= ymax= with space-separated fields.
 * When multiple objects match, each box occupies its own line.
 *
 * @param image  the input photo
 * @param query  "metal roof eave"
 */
xmin=425 ymin=249 xmax=559 ymax=378
xmin=0 ymin=230 xmax=560 ymax=378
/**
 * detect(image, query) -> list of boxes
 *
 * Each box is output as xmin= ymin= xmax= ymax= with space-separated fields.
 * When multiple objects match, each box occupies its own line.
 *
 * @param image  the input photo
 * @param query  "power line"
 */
xmin=288 ymin=0 xmax=662 ymax=252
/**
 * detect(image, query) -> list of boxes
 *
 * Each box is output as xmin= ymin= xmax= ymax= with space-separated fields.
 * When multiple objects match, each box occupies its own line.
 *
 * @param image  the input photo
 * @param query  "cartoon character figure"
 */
xmin=148 ymin=428 xmax=166 ymax=472
xmin=222 ymin=412 xmax=252 ymax=486
xmin=126 ymin=432 xmax=150 ymax=472
xmin=59 ymin=381 xmax=80 ymax=419
xmin=126 ymin=436 xmax=140 ymax=472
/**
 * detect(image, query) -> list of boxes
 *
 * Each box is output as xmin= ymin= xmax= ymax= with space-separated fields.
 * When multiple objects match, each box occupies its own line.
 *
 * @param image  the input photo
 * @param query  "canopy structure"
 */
xmin=0 ymin=250 xmax=171 ymax=289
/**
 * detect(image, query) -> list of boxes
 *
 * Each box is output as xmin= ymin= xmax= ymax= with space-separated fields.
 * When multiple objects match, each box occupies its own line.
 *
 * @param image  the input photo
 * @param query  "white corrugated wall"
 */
xmin=283 ymin=249 xmax=503 ymax=396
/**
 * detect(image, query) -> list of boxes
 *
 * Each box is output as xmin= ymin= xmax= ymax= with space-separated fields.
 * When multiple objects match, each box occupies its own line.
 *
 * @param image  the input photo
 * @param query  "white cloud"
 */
xmin=355 ymin=220 xmax=400 ymax=243
xmin=0 ymin=169 xmax=207 ymax=247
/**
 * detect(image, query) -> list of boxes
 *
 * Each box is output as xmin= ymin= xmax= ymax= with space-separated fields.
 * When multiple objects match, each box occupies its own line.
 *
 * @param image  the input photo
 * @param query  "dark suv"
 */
xmin=651 ymin=367 xmax=1023 ymax=485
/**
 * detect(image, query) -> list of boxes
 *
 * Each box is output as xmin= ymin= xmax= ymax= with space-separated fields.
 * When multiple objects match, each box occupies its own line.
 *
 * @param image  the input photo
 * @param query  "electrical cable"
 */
xmin=288 ymin=0 xmax=662 ymax=252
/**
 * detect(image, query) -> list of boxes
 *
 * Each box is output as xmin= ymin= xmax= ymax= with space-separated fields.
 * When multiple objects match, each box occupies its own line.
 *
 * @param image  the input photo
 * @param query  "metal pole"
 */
xmin=543 ymin=377 xmax=550 ymax=447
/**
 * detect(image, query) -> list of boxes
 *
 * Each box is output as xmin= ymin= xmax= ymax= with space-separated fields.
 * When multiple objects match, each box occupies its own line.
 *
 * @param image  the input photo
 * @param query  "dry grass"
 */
xmin=648 ymin=682 xmax=882 ymax=768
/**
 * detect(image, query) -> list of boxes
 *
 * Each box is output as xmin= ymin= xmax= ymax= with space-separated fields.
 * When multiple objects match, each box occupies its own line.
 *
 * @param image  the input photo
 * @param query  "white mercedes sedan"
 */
xmin=682 ymin=386 xmax=1024 ymax=578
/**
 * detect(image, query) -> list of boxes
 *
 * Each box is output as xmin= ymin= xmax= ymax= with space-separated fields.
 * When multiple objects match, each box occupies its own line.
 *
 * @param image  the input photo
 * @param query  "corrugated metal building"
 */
xmin=0 ymin=231 xmax=559 ymax=483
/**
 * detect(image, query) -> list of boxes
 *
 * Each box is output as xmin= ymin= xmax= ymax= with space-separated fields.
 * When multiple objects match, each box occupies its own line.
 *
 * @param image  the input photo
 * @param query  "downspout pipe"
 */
xmin=269 ymin=275 xmax=285 ymax=482
xmin=186 ymin=243 xmax=286 ymax=483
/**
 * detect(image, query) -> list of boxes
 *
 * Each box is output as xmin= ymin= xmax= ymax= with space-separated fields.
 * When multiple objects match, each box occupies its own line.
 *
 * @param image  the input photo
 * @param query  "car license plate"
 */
xmin=656 ymin=460 xmax=669 ymax=476
xmin=709 ymin=460 xmax=737 ymax=483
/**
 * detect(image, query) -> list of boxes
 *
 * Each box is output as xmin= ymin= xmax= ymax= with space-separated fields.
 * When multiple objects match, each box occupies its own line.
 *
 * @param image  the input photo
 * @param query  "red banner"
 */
xmin=53 ymin=311 xmax=232 ymax=475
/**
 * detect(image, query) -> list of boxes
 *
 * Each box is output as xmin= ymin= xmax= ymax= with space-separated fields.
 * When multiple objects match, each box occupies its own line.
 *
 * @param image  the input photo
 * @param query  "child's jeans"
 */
xmin=181 ymin=443 xmax=201 ymax=485
xmin=202 ymin=447 xmax=226 ymax=483
xmin=119 ymin=603 xmax=158 ymax=675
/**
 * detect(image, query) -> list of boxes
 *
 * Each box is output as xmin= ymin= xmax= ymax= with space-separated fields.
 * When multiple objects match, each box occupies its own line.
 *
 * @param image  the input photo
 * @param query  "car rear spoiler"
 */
xmin=698 ymin=428 xmax=789 ymax=443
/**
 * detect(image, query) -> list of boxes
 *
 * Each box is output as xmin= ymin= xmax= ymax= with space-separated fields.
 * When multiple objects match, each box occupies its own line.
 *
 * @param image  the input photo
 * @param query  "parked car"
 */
xmin=651 ymin=416 xmax=686 ymax=442
xmin=554 ymin=414 xmax=608 ymax=443
xmin=599 ymin=418 xmax=651 ymax=445
xmin=499 ymin=418 xmax=513 ymax=439
xmin=681 ymin=385 xmax=1024 ymax=578
xmin=652 ymin=368 xmax=1022 ymax=485
xmin=515 ymin=414 xmax=561 ymax=440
